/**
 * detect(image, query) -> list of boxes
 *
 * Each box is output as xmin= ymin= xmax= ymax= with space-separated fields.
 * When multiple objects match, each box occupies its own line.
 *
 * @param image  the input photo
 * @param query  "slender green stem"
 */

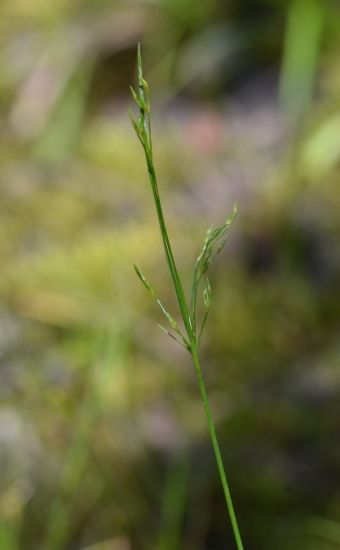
xmin=191 ymin=345 xmax=244 ymax=550
xmin=130 ymin=44 xmax=244 ymax=549
xmin=144 ymin=156 xmax=192 ymax=339
xmin=189 ymin=265 xmax=200 ymax=338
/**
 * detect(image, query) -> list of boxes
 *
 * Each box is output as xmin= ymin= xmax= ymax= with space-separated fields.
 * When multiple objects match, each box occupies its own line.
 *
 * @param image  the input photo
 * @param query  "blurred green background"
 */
xmin=1 ymin=0 xmax=340 ymax=549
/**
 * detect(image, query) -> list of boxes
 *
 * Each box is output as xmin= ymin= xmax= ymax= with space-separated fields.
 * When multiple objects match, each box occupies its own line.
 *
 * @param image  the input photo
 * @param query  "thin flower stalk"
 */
xmin=130 ymin=44 xmax=244 ymax=550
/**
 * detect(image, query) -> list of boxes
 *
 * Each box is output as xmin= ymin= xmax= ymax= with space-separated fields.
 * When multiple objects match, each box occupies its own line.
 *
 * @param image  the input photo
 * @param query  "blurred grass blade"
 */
xmin=157 ymin=455 xmax=189 ymax=550
xmin=300 ymin=111 xmax=340 ymax=178
xmin=0 ymin=522 xmax=17 ymax=550
xmin=279 ymin=0 xmax=326 ymax=117
xmin=34 ymin=61 xmax=94 ymax=160
xmin=307 ymin=516 xmax=340 ymax=545
xmin=175 ymin=22 xmax=245 ymax=93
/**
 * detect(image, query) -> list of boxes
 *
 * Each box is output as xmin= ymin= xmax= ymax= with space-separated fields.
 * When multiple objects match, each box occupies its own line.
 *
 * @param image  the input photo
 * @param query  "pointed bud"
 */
xmin=226 ymin=203 xmax=237 ymax=225
xmin=141 ymin=78 xmax=149 ymax=91
xmin=130 ymin=86 xmax=139 ymax=104
xmin=133 ymin=264 xmax=156 ymax=297
xmin=129 ymin=109 xmax=141 ymax=138
xmin=167 ymin=314 xmax=178 ymax=329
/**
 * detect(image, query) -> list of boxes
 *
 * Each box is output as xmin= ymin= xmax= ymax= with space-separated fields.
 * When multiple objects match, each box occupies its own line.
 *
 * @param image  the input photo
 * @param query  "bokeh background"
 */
xmin=1 ymin=0 xmax=340 ymax=549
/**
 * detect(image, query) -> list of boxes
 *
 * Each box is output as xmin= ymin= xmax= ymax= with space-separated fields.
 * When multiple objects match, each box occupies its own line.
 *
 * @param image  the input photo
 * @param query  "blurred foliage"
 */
xmin=1 ymin=0 xmax=340 ymax=549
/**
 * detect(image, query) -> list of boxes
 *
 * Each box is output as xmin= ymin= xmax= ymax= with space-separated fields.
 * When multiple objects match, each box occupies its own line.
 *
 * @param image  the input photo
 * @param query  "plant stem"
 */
xmin=191 ymin=345 xmax=244 ymax=550
xmin=143 ymin=151 xmax=192 ymax=338
xmin=130 ymin=45 xmax=244 ymax=548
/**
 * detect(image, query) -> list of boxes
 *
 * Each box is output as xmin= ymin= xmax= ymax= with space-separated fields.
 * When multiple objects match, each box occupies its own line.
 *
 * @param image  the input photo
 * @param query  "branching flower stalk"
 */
xmin=130 ymin=44 xmax=244 ymax=550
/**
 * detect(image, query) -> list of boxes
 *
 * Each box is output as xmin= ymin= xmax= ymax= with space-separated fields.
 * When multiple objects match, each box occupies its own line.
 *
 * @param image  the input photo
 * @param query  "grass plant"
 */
xmin=130 ymin=44 xmax=244 ymax=550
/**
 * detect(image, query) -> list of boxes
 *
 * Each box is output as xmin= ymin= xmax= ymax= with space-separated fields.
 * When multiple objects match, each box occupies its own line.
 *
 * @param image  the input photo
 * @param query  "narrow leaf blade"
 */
xmin=157 ymin=324 xmax=191 ymax=351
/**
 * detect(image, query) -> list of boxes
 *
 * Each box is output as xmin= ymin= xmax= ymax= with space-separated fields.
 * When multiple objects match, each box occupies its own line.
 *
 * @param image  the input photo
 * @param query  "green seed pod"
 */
xmin=141 ymin=78 xmax=149 ymax=91
xmin=203 ymin=277 xmax=211 ymax=308
xmin=139 ymin=98 xmax=148 ymax=112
